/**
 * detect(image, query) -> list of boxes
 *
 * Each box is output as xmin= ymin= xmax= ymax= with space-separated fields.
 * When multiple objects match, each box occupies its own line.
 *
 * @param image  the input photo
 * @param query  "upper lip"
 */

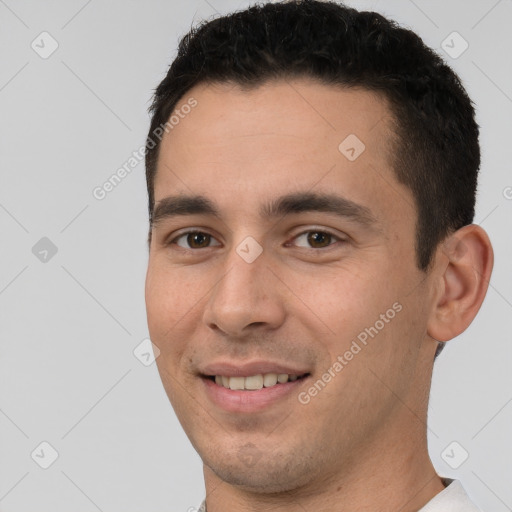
xmin=200 ymin=360 xmax=311 ymax=378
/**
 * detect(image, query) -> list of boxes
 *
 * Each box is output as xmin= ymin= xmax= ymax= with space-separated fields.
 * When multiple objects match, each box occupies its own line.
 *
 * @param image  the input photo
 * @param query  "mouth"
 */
xmin=204 ymin=372 xmax=310 ymax=391
xmin=198 ymin=363 xmax=312 ymax=413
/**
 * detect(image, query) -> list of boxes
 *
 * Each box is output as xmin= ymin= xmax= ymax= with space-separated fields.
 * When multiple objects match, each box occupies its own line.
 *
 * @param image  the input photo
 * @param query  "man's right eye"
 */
xmin=169 ymin=231 xmax=222 ymax=250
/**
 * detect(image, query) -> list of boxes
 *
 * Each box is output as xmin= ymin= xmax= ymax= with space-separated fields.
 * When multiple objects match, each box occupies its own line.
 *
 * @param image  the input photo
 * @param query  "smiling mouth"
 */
xmin=204 ymin=373 xmax=310 ymax=391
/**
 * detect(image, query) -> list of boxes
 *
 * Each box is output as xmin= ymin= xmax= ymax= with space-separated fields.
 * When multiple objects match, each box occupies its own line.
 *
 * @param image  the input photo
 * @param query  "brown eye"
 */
xmin=187 ymin=232 xmax=211 ymax=248
xmin=171 ymin=231 xmax=221 ymax=249
xmin=292 ymin=230 xmax=339 ymax=249
xmin=307 ymin=231 xmax=332 ymax=248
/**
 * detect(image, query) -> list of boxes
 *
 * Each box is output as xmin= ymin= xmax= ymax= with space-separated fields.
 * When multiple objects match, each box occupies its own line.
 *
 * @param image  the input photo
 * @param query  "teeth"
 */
xmin=263 ymin=373 xmax=278 ymax=387
xmin=229 ymin=376 xmax=245 ymax=390
xmin=214 ymin=373 xmax=303 ymax=390
xmin=245 ymin=375 xmax=264 ymax=390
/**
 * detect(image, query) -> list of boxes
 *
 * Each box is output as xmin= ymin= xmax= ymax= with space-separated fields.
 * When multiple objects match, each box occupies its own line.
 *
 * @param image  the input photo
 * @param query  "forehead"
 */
xmin=154 ymin=78 xmax=412 ymax=226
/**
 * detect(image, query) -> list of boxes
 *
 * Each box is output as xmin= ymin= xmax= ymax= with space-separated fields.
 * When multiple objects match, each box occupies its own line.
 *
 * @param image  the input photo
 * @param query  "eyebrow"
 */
xmin=151 ymin=191 xmax=379 ymax=230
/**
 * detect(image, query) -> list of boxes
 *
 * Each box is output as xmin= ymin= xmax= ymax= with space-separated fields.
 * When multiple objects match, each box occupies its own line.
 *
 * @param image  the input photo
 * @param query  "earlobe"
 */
xmin=427 ymin=224 xmax=494 ymax=343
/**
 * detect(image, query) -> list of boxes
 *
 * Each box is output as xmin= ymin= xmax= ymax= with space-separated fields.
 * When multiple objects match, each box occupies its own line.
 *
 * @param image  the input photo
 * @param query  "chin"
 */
xmin=201 ymin=442 xmax=322 ymax=495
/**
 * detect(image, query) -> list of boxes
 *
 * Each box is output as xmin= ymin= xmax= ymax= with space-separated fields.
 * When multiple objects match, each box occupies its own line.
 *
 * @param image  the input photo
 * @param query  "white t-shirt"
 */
xmin=198 ymin=477 xmax=482 ymax=511
xmin=419 ymin=477 xmax=482 ymax=511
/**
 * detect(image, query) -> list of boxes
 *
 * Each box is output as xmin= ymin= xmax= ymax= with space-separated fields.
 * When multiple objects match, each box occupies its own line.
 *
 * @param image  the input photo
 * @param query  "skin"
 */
xmin=145 ymin=78 xmax=493 ymax=511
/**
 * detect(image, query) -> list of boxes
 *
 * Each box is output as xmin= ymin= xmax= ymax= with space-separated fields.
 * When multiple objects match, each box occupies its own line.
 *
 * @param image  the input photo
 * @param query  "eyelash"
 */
xmin=167 ymin=229 xmax=346 ymax=251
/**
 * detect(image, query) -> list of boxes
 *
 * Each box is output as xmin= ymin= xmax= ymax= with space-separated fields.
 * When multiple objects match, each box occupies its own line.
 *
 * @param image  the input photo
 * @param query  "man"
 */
xmin=144 ymin=1 xmax=494 ymax=510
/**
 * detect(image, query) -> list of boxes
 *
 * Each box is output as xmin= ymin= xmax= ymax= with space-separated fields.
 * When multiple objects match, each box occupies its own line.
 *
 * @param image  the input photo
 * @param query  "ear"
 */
xmin=427 ymin=224 xmax=494 ymax=343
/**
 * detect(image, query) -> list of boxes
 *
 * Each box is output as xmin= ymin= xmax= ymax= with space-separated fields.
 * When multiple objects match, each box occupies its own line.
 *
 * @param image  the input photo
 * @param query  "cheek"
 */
xmin=291 ymin=265 xmax=390 ymax=339
xmin=145 ymin=262 xmax=211 ymax=366
xmin=145 ymin=263 xmax=192 ymax=341
xmin=146 ymin=258 xmax=197 ymax=309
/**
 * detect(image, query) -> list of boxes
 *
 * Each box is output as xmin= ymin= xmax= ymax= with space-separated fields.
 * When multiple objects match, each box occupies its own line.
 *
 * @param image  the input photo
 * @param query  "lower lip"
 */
xmin=202 ymin=377 xmax=309 ymax=413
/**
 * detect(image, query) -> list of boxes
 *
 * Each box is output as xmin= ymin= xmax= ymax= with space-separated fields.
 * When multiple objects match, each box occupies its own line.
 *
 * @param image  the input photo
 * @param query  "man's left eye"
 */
xmin=291 ymin=230 xmax=344 ymax=249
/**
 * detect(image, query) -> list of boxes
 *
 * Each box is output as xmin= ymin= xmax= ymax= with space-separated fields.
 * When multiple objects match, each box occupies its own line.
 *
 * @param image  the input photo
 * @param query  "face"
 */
xmin=145 ymin=79 xmax=438 ymax=493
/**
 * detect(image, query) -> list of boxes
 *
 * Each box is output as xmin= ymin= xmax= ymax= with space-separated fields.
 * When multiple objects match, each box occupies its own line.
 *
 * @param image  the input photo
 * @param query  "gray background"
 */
xmin=0 ymin=0 xmax=511 ymax=510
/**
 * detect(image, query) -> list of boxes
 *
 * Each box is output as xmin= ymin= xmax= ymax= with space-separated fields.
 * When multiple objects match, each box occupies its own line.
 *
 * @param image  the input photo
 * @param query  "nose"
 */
xmin=202 ymin=246 xmax=286 ymax=337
